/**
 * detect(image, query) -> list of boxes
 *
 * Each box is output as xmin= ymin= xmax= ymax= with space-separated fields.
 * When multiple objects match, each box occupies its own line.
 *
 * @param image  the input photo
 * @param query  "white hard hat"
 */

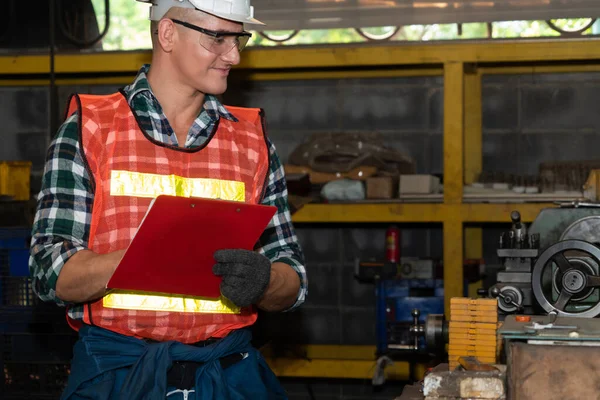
xmin=136 ymin=0 xmax=264 ymax=26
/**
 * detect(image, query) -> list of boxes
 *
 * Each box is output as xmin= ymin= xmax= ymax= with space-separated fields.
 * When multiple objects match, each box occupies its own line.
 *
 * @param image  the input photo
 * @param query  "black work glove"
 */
xmin=212 ymin=249 xmax=272 ymax=308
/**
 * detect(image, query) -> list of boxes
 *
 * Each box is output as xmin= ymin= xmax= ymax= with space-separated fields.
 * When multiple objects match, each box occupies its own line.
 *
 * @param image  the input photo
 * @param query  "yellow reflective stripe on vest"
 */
xmin=103 ymin=291 xmax=241 ymax=314
xmin=110 ymin=170 xmax=245 ymax=202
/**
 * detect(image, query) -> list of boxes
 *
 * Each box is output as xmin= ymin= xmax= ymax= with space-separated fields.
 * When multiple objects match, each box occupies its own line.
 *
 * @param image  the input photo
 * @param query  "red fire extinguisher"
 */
xmin=386 ymin=225 xmax=400 ymax=264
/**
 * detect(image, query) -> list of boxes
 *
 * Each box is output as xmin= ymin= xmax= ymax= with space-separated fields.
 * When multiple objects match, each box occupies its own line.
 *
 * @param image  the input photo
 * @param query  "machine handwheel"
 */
xmin=532 ymin=240 xmax=600 ymax=317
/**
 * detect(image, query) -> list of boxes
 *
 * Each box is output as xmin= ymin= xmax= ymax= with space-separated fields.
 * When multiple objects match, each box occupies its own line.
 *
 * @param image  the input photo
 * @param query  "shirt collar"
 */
xmin=123 ymin=64 xmax=237 ymax=122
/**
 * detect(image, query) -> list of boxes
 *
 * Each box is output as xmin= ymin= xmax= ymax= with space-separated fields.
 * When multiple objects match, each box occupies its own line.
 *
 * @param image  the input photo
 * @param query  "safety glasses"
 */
xmin=171 ymin=19 xmax=252 ymax=55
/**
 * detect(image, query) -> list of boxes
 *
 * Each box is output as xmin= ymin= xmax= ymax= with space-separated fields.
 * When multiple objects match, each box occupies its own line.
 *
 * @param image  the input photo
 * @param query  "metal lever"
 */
xmin=409 ymin=309 xmax=425 ymax=350
xmin=490 ymin=287 xmax=523 ymax=311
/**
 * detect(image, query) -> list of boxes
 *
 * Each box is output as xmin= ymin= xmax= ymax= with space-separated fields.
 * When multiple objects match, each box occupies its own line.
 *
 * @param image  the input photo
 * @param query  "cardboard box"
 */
xmin=366 ymin=176 xmax=397 ymax=199
xmin=399 ymin=175 xmax=440 ymax=194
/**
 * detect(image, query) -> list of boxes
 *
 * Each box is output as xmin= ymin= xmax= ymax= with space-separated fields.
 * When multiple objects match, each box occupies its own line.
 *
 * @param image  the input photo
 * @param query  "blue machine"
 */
xmin=376 ymin=278 xmax=469 ymax=355
xmin=376 ymin=278 xmax=445 ymax=354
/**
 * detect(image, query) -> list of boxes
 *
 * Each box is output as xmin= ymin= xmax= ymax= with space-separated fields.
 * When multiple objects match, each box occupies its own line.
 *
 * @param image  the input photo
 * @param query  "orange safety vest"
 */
xmin=64 ymin=92 xmax=270 ymax=343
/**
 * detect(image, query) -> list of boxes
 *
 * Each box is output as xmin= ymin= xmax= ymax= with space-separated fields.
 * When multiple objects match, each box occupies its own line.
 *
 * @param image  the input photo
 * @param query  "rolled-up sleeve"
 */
xmin=255 ymin=140 xmax=307 ymax=311
xmin=29 ymin=113 xmax=94 ymax=306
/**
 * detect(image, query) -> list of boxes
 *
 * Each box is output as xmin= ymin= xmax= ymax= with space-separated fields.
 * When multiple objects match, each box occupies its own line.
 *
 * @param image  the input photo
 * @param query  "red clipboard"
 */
xmin=107 ymin=195 xmax=277 ymax=299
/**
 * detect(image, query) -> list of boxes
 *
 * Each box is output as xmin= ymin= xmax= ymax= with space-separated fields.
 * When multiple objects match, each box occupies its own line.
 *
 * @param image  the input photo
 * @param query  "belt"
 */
xmin=167 ymin=352 xmax=246 ymax=390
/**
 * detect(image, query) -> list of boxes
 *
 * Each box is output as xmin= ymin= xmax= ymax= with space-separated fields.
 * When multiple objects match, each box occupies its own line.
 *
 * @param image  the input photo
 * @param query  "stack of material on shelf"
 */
xmin=448 ymin=298 xmax=498 ymax=371
xmin=421 ymin=363 xmax=506 ymax=400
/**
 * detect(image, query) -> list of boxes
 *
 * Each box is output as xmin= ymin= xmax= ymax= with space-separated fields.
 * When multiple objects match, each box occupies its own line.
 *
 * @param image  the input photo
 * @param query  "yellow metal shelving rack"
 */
xmin=2 ymin=38 xmax=600 ymax=379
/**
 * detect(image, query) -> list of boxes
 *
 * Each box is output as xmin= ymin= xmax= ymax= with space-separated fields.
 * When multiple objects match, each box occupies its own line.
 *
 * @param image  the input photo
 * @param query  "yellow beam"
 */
xmin=463 ymin=66 xmax=484 ymax=299
xmin=444 ymin=218 xmax=464 ymax=317
xmin=2 ymin=40 xmax=600 ymax=76
xmin=291 ymin=203 xmax=553 ymax=224
xmin=265 ymin=358 xmax=409 ymax=380
xmin=261 ymin=344 xmax=377 ymax=360
xmin=481 ymin=64 xmax=600 ymax=75
xmin=0 ymin=52 xmax=151 ymax=75
xmin=56 ymin=52 xmax=152 ymax=74
xmin=460 ymin=203 xmax=554 ymax=223
xmin=231 ymin=68 xmax=443 ymax=81
xmin=0 ymin=76 xmax=135 ymax=87
xmin=291 ymin=203 xmax=447 ymax=223
xmin=444 ymin=62 xmax=465 ymax=204
xmin=241 ymin=39 xmax=600 ymax=68
xmin=0 ymin=54 xmax=50 ymax=74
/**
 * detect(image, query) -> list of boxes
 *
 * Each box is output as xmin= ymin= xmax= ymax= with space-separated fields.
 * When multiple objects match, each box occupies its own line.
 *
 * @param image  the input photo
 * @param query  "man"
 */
xmin=28 ymin=0 xmax=307 ymax=398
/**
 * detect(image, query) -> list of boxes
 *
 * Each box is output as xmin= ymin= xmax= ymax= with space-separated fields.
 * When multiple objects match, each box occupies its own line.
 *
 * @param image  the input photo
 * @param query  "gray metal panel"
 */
xmin=341 ymin=307 xmax=377 ymax=345
xmin=497 ymin=272 xmax=531 ymax=283
xmin=296 ymin=227 xmax=342 ymax=263
xmin=301 ymin=307 xmax=343 ymax=344
xmin=379 ymin=132 xmax=431 ymax=174
xmin=518 ymin=133 xmax=600 ymax=175
xmin=341 ymin=262 xmax=375 ymax=308
xmin=482 ymin=86 xmax=519 ymax=131
xmin=302 ymin=262 xmax=341 ymax=307
xmin=227 ymin=79 xmax=340 ymax=132
xmin=482 ymin=72 xmax=600 ymax=178
xmin=430 ymin=136 xmax=444 ymax=176
xmin=521 ymin=86 xmax=600 ymax=132
xmin=251 ymin=0 xmax=600 ymax=30
xmin=340 ymin=80 xmax=432 ymax=132
xmin=482 ymin=133 xmax=520 ymax=174
xmin=0 ymin=88 xmax=49 ymax=167
xmin=429 ymin=87 xmax=443 ymax=133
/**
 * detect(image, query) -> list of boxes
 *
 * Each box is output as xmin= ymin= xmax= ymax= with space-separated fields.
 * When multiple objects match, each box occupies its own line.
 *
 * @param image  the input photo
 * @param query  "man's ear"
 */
xmin=156 ymin=19 xmax=177 ymax=52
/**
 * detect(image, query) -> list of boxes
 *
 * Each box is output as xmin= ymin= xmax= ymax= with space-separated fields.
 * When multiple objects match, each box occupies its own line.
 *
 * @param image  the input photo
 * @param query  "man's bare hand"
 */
xmin=256 ymin=262 xmax=301 ymax=312
xmin=56 ymin=249 xmax=126 ymax=303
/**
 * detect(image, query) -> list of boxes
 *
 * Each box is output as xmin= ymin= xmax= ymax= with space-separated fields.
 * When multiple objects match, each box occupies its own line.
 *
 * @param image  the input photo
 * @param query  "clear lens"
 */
xmin=199 ymin=34 xmax=250 ymax=55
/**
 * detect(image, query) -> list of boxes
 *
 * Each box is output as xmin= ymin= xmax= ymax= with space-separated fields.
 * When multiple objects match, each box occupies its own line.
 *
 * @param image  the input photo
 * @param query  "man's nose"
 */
xmin=221 ymin=45 xmax=241 ymax=65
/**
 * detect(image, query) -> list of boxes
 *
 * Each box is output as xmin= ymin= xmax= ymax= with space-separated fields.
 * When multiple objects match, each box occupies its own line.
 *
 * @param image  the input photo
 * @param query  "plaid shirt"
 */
xmin=29 ymin=65 xmax=307 ymax=313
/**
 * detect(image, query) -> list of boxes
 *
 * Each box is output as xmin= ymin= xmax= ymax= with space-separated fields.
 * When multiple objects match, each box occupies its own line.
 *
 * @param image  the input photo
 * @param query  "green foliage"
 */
xmin=91 ymin=0 xmax=151 ymax=50
xmin=89 ymin=1 xmax=595 ymax=51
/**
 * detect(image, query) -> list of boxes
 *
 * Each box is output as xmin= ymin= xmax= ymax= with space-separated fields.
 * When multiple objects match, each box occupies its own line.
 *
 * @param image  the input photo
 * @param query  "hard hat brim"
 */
xmin=244 ymin=16 xmax=266 ymax=26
